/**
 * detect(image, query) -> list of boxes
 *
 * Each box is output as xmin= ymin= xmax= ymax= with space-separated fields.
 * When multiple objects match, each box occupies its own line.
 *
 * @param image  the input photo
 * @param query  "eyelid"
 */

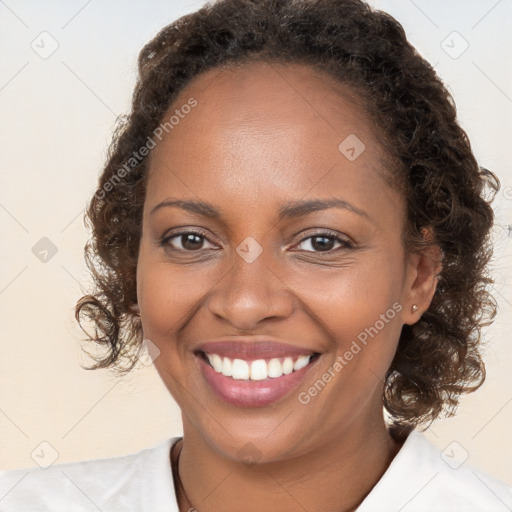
xmin=290 ymin=229 xmax=353 ymax=249
xmin=160 ymin=227 xmax=219 ymax=249
xmin=159 ymin=227 xmax=353 ymax=253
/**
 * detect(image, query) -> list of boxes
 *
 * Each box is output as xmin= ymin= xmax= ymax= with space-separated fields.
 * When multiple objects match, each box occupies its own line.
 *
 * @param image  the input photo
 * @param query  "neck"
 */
xmin=176 ymin=414 xmax=404 ymax=512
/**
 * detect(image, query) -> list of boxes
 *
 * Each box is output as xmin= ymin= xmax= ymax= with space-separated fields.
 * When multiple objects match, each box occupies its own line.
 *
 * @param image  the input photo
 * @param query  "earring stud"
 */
xmin=411 ymin=304 xmax=418 ymax=313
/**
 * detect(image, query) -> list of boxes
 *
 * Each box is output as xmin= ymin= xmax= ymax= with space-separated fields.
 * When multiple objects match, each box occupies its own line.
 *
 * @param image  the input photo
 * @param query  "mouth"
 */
xmin=197 ymin=351 xmax=320 ymax=380
xmin=193 ymin=341 xmax=321 ymax=408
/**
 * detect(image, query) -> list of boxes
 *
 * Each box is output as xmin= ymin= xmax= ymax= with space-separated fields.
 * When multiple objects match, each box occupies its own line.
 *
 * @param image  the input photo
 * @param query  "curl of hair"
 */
xmin=75 ymin=0 xmax=499 ymax=429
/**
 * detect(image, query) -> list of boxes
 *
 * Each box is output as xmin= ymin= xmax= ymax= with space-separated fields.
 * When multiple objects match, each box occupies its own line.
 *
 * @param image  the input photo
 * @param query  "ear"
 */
xmin=402 ymin=228 xmax=443 ymax=326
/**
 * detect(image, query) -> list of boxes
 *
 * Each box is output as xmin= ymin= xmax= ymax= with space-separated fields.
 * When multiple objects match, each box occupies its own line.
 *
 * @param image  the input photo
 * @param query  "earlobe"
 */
xmin=403 ymin=231 xmax=443 ymax=325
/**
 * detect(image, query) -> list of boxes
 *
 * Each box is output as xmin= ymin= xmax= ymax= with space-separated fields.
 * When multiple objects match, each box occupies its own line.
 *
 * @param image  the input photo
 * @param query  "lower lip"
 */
xmin=197 ymin=355 xmax=317 ymax=408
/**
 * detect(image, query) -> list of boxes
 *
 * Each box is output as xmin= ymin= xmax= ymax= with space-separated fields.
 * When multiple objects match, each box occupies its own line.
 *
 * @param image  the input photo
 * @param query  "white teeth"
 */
xmin=293 ymin=355 xmax=310 ymax=371
xmin=221 ymin=357 xmax=233 ymax=377
xmin=267 ymin=358 xmax=283 ymax=378
xmin=250 ymin=359 xmax=268 ymax=380
xmin=208 ymin=354 xmax=223 ymax=373
xmin=282 ymin=357 xmax=294 ymax=375
xmin=231 ymin=359 xmax=250 ymax=380
xmin=205 ymin=353 xmax=314 ymax=380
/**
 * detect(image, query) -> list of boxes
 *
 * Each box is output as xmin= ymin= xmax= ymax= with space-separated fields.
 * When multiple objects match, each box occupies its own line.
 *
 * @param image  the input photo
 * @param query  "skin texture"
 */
xmin=136 ymin=61 xmax=440 ymax=512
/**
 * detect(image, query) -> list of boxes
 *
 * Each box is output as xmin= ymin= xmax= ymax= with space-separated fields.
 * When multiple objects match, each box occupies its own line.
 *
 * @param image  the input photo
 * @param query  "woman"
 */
xmin=1 ymin=0 xmax=510 ymax=510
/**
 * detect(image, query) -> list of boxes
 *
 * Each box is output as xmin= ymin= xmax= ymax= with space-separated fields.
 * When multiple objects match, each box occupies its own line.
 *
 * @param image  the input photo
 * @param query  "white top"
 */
xmin=1 ymin=431 xmax=510 ymax=511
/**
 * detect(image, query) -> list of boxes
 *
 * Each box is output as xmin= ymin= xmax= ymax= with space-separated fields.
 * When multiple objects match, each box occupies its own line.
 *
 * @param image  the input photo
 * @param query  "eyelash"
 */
xmin=292 ymin=230 xmax=353 ymax=252
xmin=159 ymin=228 xmax=353 ymax=253
xmin=160 ymin=228 xmax=215 ymax=252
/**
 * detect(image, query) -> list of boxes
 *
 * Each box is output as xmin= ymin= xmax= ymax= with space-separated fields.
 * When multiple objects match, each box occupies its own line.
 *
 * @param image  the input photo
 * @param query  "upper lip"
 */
xmin=194 ymin=338 xmax=319 ymax=360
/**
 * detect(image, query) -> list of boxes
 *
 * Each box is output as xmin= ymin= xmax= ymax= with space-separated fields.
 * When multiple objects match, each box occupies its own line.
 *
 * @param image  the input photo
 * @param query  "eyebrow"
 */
xmin=150 ymin=199 xmax=220 ymax=218
xmin=278 ymin=198 xmax=370 ymax=221
xmin=150 ymin=197 xmax=370 ymax=221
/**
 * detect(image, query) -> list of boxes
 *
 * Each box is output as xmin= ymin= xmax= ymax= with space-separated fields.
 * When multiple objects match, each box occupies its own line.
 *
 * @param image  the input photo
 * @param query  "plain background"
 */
xmin=1 ymin=0 xmax=511 ymax=486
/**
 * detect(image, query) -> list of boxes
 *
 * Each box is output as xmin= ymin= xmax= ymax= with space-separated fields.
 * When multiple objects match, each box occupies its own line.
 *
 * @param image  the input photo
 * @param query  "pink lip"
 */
xmin=195 ymin=340 xmax=316 ymax=361
xmin=196 ymin=354 xmax=318 ymax=408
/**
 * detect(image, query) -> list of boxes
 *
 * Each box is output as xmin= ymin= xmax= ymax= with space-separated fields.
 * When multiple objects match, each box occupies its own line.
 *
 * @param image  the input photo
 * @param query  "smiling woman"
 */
xmin=1 ymin=0 xmax=511 ymax=511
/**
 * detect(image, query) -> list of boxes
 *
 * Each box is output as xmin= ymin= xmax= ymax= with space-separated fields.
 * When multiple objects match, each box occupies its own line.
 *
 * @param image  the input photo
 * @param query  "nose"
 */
xmin=206 ymin=248 xmax=295 ymax=331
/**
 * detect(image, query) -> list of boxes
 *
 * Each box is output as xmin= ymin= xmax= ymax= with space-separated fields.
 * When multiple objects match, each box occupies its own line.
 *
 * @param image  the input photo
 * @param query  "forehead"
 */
xmin=145 ymin=61 xmax=401 ymax=226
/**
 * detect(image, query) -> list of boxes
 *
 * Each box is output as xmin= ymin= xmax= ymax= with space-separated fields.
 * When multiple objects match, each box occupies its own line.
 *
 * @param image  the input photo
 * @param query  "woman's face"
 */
xmin=137 ymin=61 xmax=426 ymax=461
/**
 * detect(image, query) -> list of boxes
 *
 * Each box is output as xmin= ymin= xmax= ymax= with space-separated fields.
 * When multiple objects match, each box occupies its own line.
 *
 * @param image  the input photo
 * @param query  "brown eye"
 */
xmin=161 ymin=231 xmax=216 ymax=251
xmin=295 ymin=232 xmax=352 ymax=253
xmin=180 ymin=233 xmax=204 ymax=250
xmin=310 ymin=236 xmax=336 ymax=252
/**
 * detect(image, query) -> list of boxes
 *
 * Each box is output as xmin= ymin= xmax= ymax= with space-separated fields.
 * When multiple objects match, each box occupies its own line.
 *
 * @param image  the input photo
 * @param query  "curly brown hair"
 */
xmin=75 ymin=0 xmax=500 ymax=430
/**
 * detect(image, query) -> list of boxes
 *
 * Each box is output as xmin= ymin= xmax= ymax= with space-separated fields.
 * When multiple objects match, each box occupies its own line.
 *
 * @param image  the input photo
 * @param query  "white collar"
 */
xmin=143 ymin=432 xmax=511 ymax=511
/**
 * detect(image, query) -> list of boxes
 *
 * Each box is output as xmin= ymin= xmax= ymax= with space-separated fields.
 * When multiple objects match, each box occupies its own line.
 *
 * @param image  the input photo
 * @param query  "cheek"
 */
xmin=292 ymin=254 xmax=404 ymax=367
xmin=137 ymin=260 xmax=204 ymax=336
xmin=136 ymin=256 xmax=209 ymax=402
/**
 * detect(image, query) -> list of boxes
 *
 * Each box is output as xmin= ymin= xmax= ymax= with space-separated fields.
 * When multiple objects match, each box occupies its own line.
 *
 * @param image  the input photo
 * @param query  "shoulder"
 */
xmin=0 ymin=437 xmax=180 ymax=512
xmin=357 ymin=430 xmax=512 ymax=512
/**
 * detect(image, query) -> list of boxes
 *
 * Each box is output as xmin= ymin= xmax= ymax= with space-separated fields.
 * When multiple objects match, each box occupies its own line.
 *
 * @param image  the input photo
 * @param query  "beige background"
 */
xmin=1 ymin=0 xmax=511 ymax=486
